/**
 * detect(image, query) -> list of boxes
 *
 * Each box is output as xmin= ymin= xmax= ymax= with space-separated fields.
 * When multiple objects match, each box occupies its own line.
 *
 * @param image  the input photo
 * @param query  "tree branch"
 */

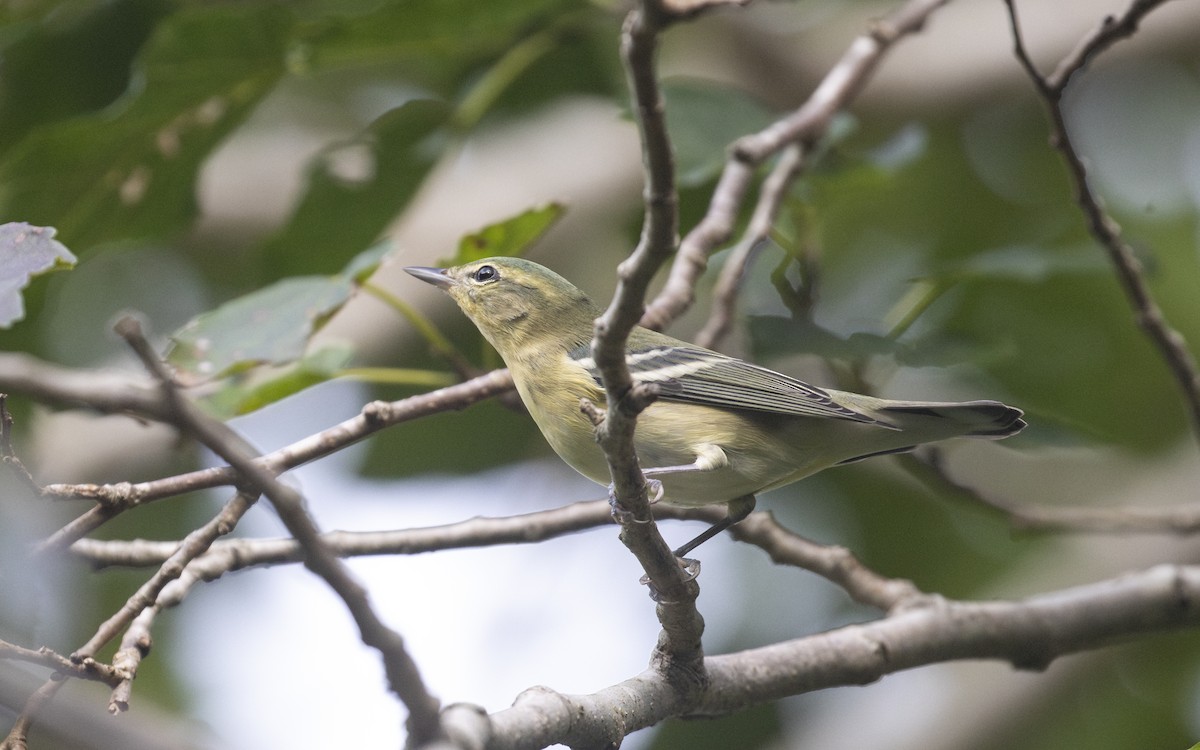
xmin=729 ymin=512 xmax=929 ymax=611
xmin=72 ymin=500 xmax=625 ymax=572
xmin=0 ymin=354 xmax=165 ymax=418
xmin=72 ymin=490 xmax=257 ymax=660
xmin=0 ymin=394 xmax=39 ymax=494
xmin=694 ymin=143 xmax=806 ymax=349
xmin=32 ymin=367 xmax=515 ymax=554
xmin=0 ymin=677 xmax=67 ymax=750
xmin=641 ymin=0 xmax=955 ymax=331
xmin=72 ymin=500 xmax=942 ymax=632
xmin=0 ymin=642 xmax=125 ymax=688
xmin=444 ymin=563 xmax=1200 ymax=749
xmin=904 ymin=449 xmax=1200 ymax=534
xmin=1004 ymin=0 xmax=1200 ymax=444
xmin=589 ymin=0 xmax=707 ymax=678
xmin=111 ymin=317 xmax=445 ymax=746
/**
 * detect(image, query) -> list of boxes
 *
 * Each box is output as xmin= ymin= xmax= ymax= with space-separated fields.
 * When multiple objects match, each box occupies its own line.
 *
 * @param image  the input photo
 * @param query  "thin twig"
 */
xmin=589 ymin=0 xmax=707 ymax=678
xmin=905 ymin=449 xmax=1200 ymax=534
xmin=0 ymin=394 xmax=39 ymax=494
xmin=111 ymin=316 xmax=445 ymax=746
xmin=641 ymin=0 xmax=955 ymax=331
xmin=730 ymin=512 xmax=928 ymax=611
xmin=1004 ymin=0 xmax=1200 ymax=444
xmin=73 ymin=490 xmax=258 ymax=660
xmin=0 ymin=676 xmax=67 ymax=750
xmin=74 ymin=500 xmax=625 ymax=570
xmin=0 ymin=641 xmax=125 ymax=687
xmin=34 ymin=368 xmax=515 ymax=554
xmin=68 ymin=489 xmax=259 ymax=717
xmin=0 ymin=353 xmax=164 ymax=418
xmin=695 ymin=144 xmax=807 ymax=349
xmin=73 ymin=500 xmax=924 ymax=615
xmin=109 ymin=607 xmax=155 ymax=714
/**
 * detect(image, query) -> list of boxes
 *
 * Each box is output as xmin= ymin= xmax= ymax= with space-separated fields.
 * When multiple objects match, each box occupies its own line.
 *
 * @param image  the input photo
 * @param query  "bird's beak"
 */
xmin=404 ymin=266 xmax=454 ymax=289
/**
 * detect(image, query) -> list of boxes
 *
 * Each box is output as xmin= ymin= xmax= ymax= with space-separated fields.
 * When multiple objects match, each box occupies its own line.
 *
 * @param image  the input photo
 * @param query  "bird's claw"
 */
xmin=645 ymin=478 xmax=664 ymax=505
xmin=607 ymin=483 xmax=649 ymax=525
xmin=638 ymin=556 xmax=701 ymax=599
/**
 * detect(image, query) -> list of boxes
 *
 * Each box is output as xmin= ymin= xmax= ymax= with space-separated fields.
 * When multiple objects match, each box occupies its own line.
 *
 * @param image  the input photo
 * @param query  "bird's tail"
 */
xmin=880 ymin=400 xmax=1026 ymax=439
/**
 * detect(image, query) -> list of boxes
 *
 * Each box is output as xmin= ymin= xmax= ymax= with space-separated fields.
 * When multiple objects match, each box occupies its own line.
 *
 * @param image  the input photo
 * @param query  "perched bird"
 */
xmin=406 ymin=257 xmax=1024 ymax=557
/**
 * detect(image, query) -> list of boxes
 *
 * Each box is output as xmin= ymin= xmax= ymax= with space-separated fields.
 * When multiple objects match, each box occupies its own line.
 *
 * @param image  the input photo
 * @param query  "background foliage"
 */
xmin=2 ymin=0 xmax=1200 ymax=748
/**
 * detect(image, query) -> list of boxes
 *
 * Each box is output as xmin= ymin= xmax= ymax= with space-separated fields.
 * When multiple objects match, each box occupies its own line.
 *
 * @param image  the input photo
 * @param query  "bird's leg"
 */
xmin=611 ymin=444 xmax=725 ymax=520
xmin=641 ymin=445 xmax=755 ymax=558
xmin=672 ymin=495 xmax=756 ymax=559
xmin=642 ymin=443 xmax=728 ymax=480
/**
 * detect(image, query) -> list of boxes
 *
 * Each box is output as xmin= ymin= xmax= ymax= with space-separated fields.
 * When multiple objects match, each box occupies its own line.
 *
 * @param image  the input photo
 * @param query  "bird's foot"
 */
xmin=638 ymin=556 xmax=701 ymax=600
xmin=607 ymin=483 xmax=649 ymax=525
xmin=607 ymin=478 xmax=664 ymax=522
xmin=646 ymin=477 xmax=664 ymax=505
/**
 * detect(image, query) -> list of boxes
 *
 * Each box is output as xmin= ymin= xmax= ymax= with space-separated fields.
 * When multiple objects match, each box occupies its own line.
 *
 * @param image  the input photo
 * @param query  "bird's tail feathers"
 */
xmin=879 ymin=400 xmax=1026 ymax=439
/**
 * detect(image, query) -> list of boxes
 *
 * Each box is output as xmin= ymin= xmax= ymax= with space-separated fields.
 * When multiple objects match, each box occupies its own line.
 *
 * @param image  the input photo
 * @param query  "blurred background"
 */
xmin=3 ymin=0 xmax=1200 ymax=747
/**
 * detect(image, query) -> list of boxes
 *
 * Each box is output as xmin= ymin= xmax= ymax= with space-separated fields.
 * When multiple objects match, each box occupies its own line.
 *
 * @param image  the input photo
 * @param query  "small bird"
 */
xmin=406 ymin=257 xmax=1024 ymax=558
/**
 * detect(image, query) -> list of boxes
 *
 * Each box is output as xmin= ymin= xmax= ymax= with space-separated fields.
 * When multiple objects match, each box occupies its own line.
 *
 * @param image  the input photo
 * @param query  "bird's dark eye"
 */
xmin=473 ymin=264 xmax=498 ymax=282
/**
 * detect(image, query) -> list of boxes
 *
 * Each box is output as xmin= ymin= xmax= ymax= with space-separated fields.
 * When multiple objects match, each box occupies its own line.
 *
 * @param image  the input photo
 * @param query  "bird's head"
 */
xmin=405 ymin=257 xmax=598 ymax=354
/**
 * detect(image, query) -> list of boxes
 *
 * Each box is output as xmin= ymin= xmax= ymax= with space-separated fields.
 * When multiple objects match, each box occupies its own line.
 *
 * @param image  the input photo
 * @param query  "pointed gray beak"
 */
xmin=404 ymin=266 xmax=454 ymax=289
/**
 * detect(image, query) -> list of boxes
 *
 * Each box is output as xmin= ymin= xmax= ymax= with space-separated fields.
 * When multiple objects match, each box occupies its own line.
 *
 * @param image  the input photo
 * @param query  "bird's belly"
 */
xmin=519 ymin=382 xmax=841 ymax=508
xmin=633 ymin=403 xmax=807 ymax=507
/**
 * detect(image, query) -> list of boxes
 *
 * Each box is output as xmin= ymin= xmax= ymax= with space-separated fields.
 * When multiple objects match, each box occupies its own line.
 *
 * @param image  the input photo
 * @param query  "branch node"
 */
xmin=580 ymin=398 xmax=606 ymax=428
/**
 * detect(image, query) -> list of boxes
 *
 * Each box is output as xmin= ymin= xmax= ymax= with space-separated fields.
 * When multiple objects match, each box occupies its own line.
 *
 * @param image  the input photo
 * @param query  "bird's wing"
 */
xmin=572 ymin=342 xmax=881 ymax=424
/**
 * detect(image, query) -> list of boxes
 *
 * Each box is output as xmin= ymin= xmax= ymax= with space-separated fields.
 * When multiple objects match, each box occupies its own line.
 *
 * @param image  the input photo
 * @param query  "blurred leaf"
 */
xmin=0 ymin=0 xmax=170 ymax=151
xmin=862 ymin=121 xmax=928 ymax=171
xmin=259 ymin=98 xmax=451 ymax=277
xmin=456 ymin=13 xmax=621 ymax=127
xmin=360 ymin=396 xmax=542 ymax=478
xmin=945 ymin=274 xmax=1188 ymax=451
xmin=0 ymin=223 xmax=76 ymax=328
xmin=450 ymin=202 xmax=566 ymax=264
xmin=649 ymin=702 xmax=781 ymax=750
xmin=809 ymin=465 xmax=1036 ymax=598
xmin=748 ymin=314 xmax=984 ymax=369
xmin=749 ymin=315 xmax=898 ymax=361
xmin=203 ymin=343 xmax=355 ymax=418
xmin=168 ymin=242 xmax=388 ymax=383
xmin=0 ymin=4 xmax=292 ymax=250
xmin=343 ymin=240 xmax=392 ymax=283
xmin=41 ymin=244 xmax=206 ymax=366
xmin=168 ymin=276 xmax=354 ymax=380
xmin=935 ymin=244 xmax=1108 ymax=283
xmin=662 ymin=79 xmax=776 ymax=187
xmin=294 ymin=0 xmax=576 ymax=90
xmin=971 ymin=634 xmax=1200 ymax=750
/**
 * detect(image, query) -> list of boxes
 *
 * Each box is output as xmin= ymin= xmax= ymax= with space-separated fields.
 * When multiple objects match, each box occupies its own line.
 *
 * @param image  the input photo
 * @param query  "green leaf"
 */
xmin=662 ymin=79 xmax=776 ymax=188
xmin=342 ymin=241 xmax=392 ymax=283
xmin=450 ymin=202 xmax=566 ymax=264
xmin=937 ymin=243 xmax=1108 ymax=283
xmin=0 ymin=223 xmax=77 ymax=328
xmin=202 ymin=343 xmax=355 ymax=418
xmin=294 ymin=0 xmax=574 ymax=89
xmin=747 ymin=314 xmax=989 ymax=369
xmin=166 ymin=242 xmax=394 ymax=385
xmin=0 ymin=0 xmax=171 ymax=152
xmin=0 ymin=5 xmax=292 ymax=249
xmin=168 ymin=276 xmax=353 ymax=380
xmin=259 ymin=98 xmax=452 ymax=277
xmin=359 ymin=396 xmax=541 ymax=478
xmin=748 ymin=315 xmax=900 ymax=361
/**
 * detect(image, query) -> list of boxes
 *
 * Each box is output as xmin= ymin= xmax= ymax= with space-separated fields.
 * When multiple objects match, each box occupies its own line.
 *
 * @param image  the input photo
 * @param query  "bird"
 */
xmin=406 ymin=257 xmax=1025 ymax=558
